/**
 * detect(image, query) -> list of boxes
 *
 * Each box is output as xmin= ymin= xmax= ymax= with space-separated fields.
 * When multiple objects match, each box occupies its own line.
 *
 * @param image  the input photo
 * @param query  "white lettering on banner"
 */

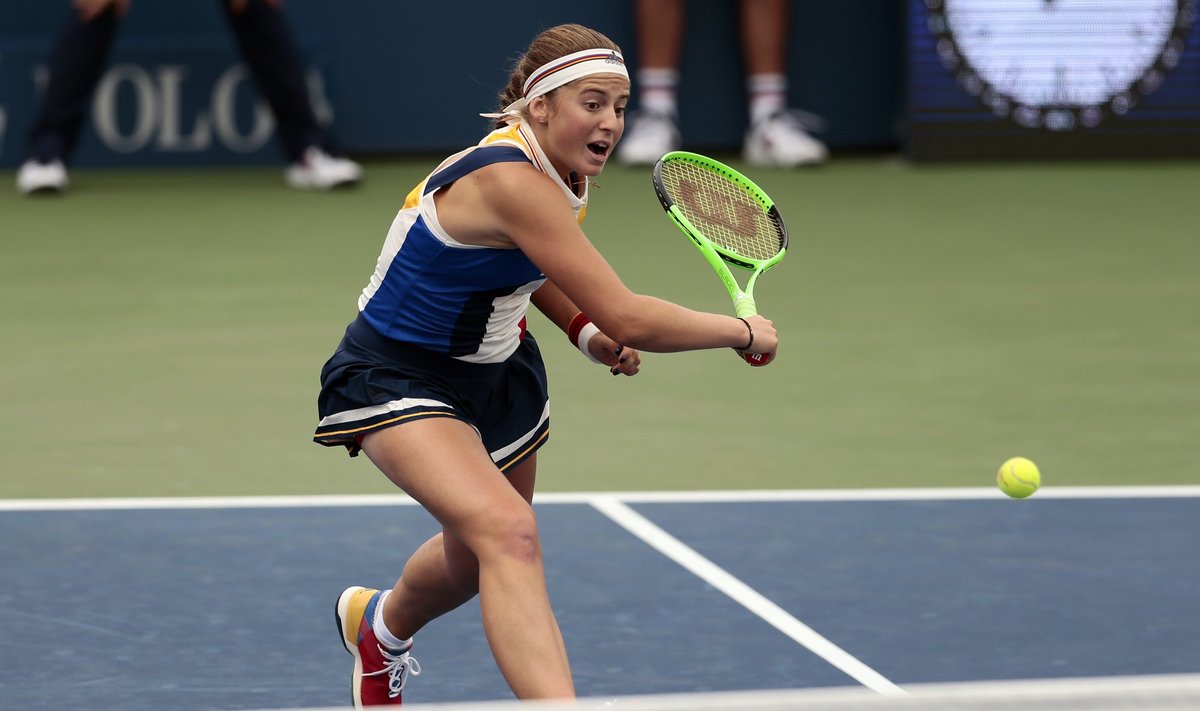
xmin=211 ymin=64 xmax=274 ymax=153
xmin=157 ymin=66 xmax=210 ymax=151
xmin=94 ymin=64 xmax=158 ymax=153
xmin=89 ymin=62 xmax=278 ymax=155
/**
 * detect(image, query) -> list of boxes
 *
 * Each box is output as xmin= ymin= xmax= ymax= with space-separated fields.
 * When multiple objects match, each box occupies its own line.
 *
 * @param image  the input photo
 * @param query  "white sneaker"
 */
xmin=616 ymin=111 xmax=681 ymax=166
xmin=17 ymin=159 xmax=69 ymax=195
xmin=284 ymin=147 xmax=362 ymax=190
xmin=743 ymin=110 xmax=828 ymax=167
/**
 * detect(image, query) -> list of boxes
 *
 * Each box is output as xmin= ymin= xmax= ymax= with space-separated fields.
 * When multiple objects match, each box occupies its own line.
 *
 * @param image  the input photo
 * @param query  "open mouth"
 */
xmin=587 ymin=141 xmax=611 ymax=158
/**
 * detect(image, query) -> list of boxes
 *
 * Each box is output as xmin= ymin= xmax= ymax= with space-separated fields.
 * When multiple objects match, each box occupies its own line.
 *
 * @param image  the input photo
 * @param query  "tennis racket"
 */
xmin=652 ymin=151 xmax=788 ymax=366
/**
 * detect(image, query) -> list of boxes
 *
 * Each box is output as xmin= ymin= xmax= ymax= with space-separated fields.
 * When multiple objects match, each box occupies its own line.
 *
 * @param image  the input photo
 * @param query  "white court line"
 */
xmin=0 ymin=493 xmax=422 ymax=511
xmin=5 ymin=486 xmax=1196 ymax=693
xmin=2 ymin=485 xmax=1199 ymax=511
xmin=589 ymin=495 xmax=907 ymax=697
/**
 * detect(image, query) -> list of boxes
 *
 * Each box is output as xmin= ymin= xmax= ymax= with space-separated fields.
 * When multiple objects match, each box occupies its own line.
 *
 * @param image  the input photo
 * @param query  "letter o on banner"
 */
xmin=93 ymin=63 xmax=159 ymax=154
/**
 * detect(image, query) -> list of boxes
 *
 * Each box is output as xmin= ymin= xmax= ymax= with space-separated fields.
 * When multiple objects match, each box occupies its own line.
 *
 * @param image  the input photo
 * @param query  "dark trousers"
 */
xmin=24 ymin=0 xmax=336 ymax=164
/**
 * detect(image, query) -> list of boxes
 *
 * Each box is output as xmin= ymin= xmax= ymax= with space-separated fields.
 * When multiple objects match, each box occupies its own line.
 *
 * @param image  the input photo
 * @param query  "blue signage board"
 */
xmin=0 ymin=38 xmax=332 ymax=167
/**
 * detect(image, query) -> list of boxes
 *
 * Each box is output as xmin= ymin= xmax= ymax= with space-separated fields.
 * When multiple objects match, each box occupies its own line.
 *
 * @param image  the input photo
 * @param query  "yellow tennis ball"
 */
xmin=997 ymin=457 xmax=1041 ymax=499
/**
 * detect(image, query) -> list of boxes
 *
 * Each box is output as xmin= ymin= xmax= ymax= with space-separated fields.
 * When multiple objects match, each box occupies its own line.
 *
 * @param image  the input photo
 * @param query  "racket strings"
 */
xmin=660 ymin=161 xmax=784 ymax=261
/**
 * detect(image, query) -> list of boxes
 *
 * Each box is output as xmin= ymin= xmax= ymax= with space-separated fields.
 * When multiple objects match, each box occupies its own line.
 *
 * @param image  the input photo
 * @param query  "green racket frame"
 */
xmin=652 ymin=151 xmax=788 ymax=318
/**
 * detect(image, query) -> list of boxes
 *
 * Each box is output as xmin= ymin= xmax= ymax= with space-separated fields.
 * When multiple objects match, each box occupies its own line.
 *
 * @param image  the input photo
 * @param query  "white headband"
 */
xmin=481 ymin=48 xmax=628 ymax=125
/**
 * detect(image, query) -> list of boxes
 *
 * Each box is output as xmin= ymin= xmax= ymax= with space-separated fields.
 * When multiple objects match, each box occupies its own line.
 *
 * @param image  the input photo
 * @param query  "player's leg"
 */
xmin=362 ymin=420 xmax=574 ymax=700
xmin=379 ymin=454 xmax=540 ymax=637
xmin=479 ymin=456 xmax=570 ymax=686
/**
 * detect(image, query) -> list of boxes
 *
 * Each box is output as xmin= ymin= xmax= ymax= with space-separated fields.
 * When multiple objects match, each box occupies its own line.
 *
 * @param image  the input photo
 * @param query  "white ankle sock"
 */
xmin=372 ymin=591 xmax=412 ymax=651
xmin=637 ymin=68 xmax=679 ymax=116
xmin=747 ymin=73 xmax=788 ymax=125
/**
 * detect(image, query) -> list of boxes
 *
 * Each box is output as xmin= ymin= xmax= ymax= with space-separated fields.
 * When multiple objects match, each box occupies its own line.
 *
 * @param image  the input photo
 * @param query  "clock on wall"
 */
xmin=908 ymin=0 xmax=1200 ymax=159
xmin=924 ymin=0 xmax=1196 ymax=131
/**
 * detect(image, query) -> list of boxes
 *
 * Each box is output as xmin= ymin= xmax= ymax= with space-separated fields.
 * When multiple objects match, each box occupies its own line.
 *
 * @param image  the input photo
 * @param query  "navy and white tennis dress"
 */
xmin=314 ymin=122 xmax=588 ymax=471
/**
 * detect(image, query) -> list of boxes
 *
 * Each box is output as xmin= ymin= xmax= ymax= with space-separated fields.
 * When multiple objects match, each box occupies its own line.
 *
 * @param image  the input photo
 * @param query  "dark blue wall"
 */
xmin=0 ymin=0 xmax=904 ymax=166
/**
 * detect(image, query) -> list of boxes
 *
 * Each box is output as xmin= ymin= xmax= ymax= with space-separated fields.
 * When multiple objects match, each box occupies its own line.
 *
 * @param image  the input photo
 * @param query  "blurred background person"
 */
xmin=617 ymin=0 xmax=827 ymax=168
xmin=16 ymin=0 xmax=362 ymax=195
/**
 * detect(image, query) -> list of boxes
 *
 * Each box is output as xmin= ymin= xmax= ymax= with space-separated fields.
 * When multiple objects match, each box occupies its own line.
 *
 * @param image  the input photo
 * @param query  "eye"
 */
xmin=584 ymin=100 xmax=601 ymax=111
xmin=615 ymin=105 xmax=626 ymax=118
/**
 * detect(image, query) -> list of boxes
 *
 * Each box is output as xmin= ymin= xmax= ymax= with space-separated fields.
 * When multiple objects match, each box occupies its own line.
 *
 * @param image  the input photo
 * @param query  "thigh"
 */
xmin=361 ymin=418 xmax=533 ymax=543
xmin=436 ymin=452 xmax=538 ymax=576
xmin=507 ymin=454 xmax=537 ymax=504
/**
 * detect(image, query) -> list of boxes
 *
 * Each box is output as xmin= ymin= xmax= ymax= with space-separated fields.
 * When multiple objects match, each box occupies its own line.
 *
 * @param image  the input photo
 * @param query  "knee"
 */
xmin=471 ymin=507 xmax=542 ymax=565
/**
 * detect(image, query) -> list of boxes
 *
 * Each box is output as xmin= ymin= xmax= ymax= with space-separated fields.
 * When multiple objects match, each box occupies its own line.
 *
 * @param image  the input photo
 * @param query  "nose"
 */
xmin=601 ymin=107 xmax=623 ymax=133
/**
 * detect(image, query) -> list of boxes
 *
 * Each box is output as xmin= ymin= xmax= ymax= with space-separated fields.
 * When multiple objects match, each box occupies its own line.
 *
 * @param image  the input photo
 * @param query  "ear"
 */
xmin=528 ymin=95 xmax=551 ymax=125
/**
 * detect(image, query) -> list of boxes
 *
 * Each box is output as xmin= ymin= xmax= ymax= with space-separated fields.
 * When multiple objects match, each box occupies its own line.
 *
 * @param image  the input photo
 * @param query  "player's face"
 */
xmin=539 ymin=75 xmax=629 ymax=179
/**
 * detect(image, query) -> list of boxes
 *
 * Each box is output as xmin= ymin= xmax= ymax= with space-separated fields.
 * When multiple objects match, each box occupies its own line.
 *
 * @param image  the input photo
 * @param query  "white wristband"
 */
xmin=575 ymin=322 xmax=603 ymax=364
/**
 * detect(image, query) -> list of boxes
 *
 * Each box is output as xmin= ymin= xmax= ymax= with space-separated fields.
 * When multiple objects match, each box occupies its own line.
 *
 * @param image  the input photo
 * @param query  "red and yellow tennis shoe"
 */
xmin=335 ymin=586 xmax=421 ymax=708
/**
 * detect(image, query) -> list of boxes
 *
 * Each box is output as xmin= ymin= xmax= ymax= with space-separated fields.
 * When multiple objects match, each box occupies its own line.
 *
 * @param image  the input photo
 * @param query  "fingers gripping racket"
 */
xmin=652 ymin=151 xmax=788 ymax=365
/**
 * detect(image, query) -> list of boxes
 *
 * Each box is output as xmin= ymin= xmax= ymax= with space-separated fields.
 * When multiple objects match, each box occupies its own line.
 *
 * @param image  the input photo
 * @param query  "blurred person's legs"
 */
xmin=17 ymin=3 xmax=123 ymax=194
xmin=619 ymin=0 xmax=826 ymax=167
xmin=739 ymin=0 xmax=827 ymax=167
xmin=219 ymin=0 xmax=362 ymax=189
xmin=616 ymin=0 xmax=683 ymax=166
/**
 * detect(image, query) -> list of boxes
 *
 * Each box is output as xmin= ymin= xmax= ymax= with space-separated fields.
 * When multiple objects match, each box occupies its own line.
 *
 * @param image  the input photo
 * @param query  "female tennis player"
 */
xmin=314 ymin=23 xmax=778 ymax=707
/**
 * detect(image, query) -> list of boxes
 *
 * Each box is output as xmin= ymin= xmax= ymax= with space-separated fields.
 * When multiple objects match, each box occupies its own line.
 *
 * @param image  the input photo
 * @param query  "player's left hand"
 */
xmin=588 ymin=333 xmax=640 ymax=376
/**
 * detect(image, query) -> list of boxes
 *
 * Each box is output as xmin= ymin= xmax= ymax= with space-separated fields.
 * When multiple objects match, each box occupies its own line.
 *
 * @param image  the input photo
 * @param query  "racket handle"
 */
xmin=742 ymin=351 xmax=772 ymax=367
xmin=733 ymin=294 xmax=758 ymax=318
xmin=733 ymin=297 xmax=771 ymax=366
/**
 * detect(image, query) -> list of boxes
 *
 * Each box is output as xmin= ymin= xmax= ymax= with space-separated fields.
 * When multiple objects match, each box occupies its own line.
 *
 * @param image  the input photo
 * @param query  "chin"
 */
xmin=583 ymin=153 xmax=610 ymax=174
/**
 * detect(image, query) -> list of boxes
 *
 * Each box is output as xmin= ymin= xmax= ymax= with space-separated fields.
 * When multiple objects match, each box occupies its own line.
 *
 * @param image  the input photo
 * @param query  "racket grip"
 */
xmin=742 ymin=351 xmax=772 ymax=367
xmin=733 ymin=296 xmax=770 ymax=366
xmin=733 ymin=294 xmax=758 ymax=318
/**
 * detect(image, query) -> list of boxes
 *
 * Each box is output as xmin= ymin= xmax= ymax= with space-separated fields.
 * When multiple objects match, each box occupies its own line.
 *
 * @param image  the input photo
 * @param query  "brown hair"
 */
xmin=493 ymin=24 xmax=623 ymax=130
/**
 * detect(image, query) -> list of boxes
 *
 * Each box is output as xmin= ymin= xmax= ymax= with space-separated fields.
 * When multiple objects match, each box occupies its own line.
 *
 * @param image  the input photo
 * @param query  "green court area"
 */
xmin=2 ymin=156 xmax=1197 ymax=498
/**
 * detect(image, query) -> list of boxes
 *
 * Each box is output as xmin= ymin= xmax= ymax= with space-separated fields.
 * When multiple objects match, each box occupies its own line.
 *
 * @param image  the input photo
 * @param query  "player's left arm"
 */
xmin=439 ymin=159 xmax=752 ymax=353
xmin=531 ymin=279 xmax=640 ymax=375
